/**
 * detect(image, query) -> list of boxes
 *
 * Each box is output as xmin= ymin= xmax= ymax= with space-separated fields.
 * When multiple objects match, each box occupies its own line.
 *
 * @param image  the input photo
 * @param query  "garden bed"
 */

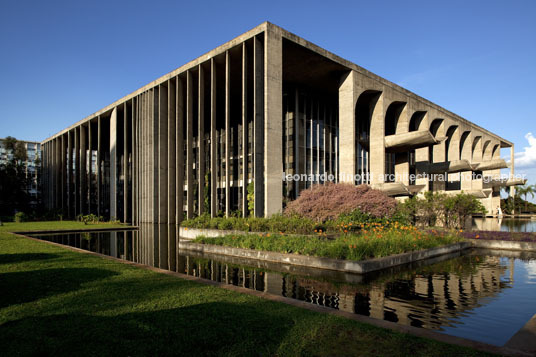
xmin=179 ymin=240 xmax=470 ymax=274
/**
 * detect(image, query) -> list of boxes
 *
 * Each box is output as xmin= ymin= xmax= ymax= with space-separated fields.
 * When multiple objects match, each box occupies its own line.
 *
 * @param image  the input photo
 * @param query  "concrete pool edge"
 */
xmin=12 ymin=232 xmax=529 ymax=357
xmin=177 ymin=241 xmax=472 ymax=274
xmin=471 ymin=239 xmax=536 ymax=252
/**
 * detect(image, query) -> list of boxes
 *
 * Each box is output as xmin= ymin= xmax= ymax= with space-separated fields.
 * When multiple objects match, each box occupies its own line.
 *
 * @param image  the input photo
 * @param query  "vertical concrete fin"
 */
xmin=186 ymin=71 xmax=194 ymax=219
xmin=253 ymin=35 xmax=264 ymax=217
xmin=168 ymin=79 xmax=177 ymax=224
xmin=176 ymin=76 xmax=185 ymax=223
xmin=210 ymin=59 xmax=217 ymax=218
xmin=198 ymin=65 xmax=205 ymax=215
xmin=264 ymin=28 xmax=283 ymax=216
xmin=225 ymin=50 xmax=231 ymax=217
xmin=158 ymin=84 xmax=168 ymax=224
xmin=242 ymin=42 xmax=248 ymax=217
xmin=110 ymin=107 xmax=117 ymax=220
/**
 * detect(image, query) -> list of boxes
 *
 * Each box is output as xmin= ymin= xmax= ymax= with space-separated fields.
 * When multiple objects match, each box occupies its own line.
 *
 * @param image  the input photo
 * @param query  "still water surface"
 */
xmin=472 ymin=217 xmax=536 ymax=232
xmin=30 ymin=226 xmax=536 ymax=346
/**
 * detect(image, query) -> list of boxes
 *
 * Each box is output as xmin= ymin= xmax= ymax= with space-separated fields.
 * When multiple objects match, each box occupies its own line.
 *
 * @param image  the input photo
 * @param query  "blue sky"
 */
xmin=1 ymin=0 xmax=535 ymax=193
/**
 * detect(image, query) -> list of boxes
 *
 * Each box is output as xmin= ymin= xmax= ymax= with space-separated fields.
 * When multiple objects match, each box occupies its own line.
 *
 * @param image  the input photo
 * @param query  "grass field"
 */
xmin=0 ymin=222 xmax=490 ymax=356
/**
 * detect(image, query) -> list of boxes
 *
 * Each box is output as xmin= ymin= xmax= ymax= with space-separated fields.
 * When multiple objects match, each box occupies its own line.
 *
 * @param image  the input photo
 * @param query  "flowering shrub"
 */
xmin=284 ymin=183 xmax=397 ymax=222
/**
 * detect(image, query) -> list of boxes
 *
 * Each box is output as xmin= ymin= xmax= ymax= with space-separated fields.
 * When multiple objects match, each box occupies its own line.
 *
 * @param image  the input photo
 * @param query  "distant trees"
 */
xmin=0 ymin=136 xmax=31 ymax=217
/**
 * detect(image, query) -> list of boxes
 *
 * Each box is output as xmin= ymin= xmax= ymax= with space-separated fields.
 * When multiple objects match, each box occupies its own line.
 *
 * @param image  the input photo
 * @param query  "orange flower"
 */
xmin=475 ymin=234 xmax=480 ymax=239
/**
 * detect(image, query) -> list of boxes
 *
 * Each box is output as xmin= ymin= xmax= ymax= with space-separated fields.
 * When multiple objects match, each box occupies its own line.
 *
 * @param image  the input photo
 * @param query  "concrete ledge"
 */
xmin=506 ymin=313 xmax=536 ymax=353
xmin=179 ymin=227 xmax=242 ymax=240
xmin=471 ymin=239 xmax=536 ymax=252
xmin=178 ymin=240 xmax=471 ymax=274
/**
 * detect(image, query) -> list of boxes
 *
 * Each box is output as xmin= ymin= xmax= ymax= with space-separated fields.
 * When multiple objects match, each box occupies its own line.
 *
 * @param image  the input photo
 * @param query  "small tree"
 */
xmin=247 ymin=182 xmax=254 ymax=216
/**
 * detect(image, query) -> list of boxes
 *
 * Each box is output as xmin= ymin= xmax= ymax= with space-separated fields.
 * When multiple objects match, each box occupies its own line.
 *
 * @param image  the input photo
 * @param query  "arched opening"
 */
xmin=491 ymin=144 xmax=500 ymax=159
xmin=428 ymin=118 xmax=444 ymax=163
xmin=482 ymin=140 xmax=492 ymax=161
xmin=409 ymin=111 xmax=426 ymax=132
xmin=460 ymin=131 xmax=471 ymax=160
xmin=384 ymin=102 xmax=406 ymax=182
xmin=355 ymin=90 xmax=381 ymax=184
xmin=445 ymin=125 xmax=460 ymax=190
xmin=408 ymin=111 xmax=426 ymax=185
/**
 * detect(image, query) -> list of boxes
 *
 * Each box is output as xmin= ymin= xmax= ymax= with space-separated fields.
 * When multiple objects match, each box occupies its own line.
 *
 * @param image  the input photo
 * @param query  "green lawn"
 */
xmin=0 ymin=224 xmax=491 ymax=356
xmin=0 ymin=220 xmax=128 ymax=233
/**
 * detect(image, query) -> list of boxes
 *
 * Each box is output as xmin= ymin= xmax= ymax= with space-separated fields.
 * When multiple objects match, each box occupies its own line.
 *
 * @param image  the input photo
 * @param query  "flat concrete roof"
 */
xmin=42 ymin=22 xmax=512 ymax=147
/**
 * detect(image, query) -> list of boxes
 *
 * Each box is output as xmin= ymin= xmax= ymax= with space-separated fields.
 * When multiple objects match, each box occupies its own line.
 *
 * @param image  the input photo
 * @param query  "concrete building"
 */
xmin=0 ymin=138 xmax=42 ymax=205
xmin=41 ymin=22 xmax=522 ymax=224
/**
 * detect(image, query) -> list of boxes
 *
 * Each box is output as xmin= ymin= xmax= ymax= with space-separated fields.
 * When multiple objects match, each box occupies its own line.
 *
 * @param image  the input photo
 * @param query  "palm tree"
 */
xmin=517 ymin=184 xmax=536 ymax=214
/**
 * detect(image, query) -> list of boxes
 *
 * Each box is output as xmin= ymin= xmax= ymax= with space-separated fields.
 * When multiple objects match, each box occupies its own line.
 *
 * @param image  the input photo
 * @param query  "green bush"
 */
xmin=14 ymin=212 xmax=28 ymax=223
xmin=397 ymin=191 xmax=486 ymax=229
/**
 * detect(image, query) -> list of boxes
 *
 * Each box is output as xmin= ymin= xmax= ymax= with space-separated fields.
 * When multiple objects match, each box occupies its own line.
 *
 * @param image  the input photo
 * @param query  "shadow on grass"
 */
xmin=0 ymin=253 xmax=59 ymax=265
xmin=0 ymin=302 xmax=295 ymax=356
xmin=0 ymin=268 xmax=118 ymax=308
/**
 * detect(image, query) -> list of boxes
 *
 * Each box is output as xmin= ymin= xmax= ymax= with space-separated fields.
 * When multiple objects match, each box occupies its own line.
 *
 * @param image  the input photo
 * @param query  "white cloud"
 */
xmin=513 ymin=132 xmax=536 ymax=169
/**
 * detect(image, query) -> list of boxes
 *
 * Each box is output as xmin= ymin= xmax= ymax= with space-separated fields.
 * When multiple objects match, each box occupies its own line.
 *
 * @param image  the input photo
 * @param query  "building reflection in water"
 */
xmin=35 ymin=224 xmax=517 ymax=333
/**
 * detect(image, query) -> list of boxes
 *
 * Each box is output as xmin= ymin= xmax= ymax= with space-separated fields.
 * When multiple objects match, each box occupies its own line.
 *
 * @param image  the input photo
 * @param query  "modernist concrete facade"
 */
xmin=41 ymin=22 xmax=521 ymax=224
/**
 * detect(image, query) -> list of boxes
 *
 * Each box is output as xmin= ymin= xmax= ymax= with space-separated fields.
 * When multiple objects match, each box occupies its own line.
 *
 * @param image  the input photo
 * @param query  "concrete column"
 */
xmin=74 ymin=126 xmax=80 ymax=217
xmin=510 ymin=145 xmax=515 ymax=198
xmin=158 ymin=84 xmax=168 ymax=224
xmin=447 ymin=127 xmax=460 ymax=184
xmin=242 ymin=42 xmax=248 ymax=216
xmin=168 ymin=79 xmax=177 ymax=224
xmin=141 ymin=93 xmax=147 ymax=223
xmin=472 ymin=137 xmax=483 ymax=191
xmin=176 ymin=77 xmax=185 ymax=223
xmin=186 ymin=71 xmax=194 ymax=219
xmin=67 ymin=130 xmax=72 ymax=217
xmin=61 ymin=136 xmax=66 ymax=213
xmin=460 ymin=131 xmax=473 ymax=191
xmin=225 ymin=51 xmax=231 ymax=217
xmin=264 ymin=28 xmax=283 ymax=216
xmin=97 ymin=117 xmax=101 ymax=218
xmin=369 ymin=94 xmax=385 ymax=185
xmin=88 ymin=121 xmax=93 ymax=214
xmin=110 ymin=107 xmax=117 ymax=220
xmin=394 ymin=105 xmax=409 ymax=185
xmin=338 ymin=71 xmax=356 ymax=183
xmin=80 ymin=125 xmax=87 ymax=215
xmin=198 ymin=65 xmax=205 ymax=215
xmin=124 ymin=102 xmax=129 ymax=223
xmin=210 ymin=59 xmax=217 ymax=217
xmin=152 ymin=88 xmax=159 ymax=224
xmin=132 ymin=98 xmax=137 ymax=225
xmin=253 ymin=35 xmax=264 ymax=217
xmin=56 ymin=138 xmax=61 ymax=209
xmin=431 ymin=121 xmax=446 ymax=191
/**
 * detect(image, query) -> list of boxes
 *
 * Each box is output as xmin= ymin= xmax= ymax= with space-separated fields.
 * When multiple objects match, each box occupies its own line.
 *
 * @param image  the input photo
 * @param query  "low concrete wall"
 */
xmin=178 ymin=241 xmax=471 ymax=274
xmin=179 ymin=227 xmax=244 ymax=240
xmin=471 ymin=239 xmax=536 ymax=252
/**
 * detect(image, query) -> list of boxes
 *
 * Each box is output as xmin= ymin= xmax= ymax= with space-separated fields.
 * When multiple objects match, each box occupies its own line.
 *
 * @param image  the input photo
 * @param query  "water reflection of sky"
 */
xmin=440 ymin=257 xmax=536 ymax=345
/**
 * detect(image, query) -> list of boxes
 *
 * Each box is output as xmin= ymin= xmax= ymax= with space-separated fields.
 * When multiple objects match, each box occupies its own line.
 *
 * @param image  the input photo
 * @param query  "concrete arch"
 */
xmin=482 ymin=139 xmax=492 ymax=161
xmin=429 ymin=118 xmax=445 ymax=164
xmin=472 ymin=135 xmax=483 ymax=163
xmin=445 ymin=125 xmax=460 ymax=162
xmin=409 ymin=111 xmax=427 ymax=132
xmin=491 ymin=143 xmax=500 ymax=159
xmin=354 ymin=90 xmax=382 ymax=183
xmin=385 ymin=101 xmax=407 ymax=135
xmin=460 ymin=131 xmax=472 ymax=161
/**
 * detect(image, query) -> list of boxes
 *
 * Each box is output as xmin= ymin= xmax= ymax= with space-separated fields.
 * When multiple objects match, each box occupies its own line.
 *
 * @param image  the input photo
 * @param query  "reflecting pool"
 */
xmin=472 ymin=217 xmax=536 ymax=232
xmin=29 ymin=226 xmax=536 ymax=346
